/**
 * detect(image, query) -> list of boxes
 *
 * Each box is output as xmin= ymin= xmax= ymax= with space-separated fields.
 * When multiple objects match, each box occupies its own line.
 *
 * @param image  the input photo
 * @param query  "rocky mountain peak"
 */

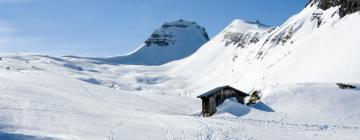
xmin=105 ymin=19 xmax=209 ymax=65
xmin=144 ymin=19 xmax=209 ymax=47
xmin=308 ymin=0 xmax=360 ymax=17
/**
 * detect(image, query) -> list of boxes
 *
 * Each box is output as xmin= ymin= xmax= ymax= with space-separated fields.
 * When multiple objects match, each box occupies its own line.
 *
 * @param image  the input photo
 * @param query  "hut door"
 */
xmin=202 ymin=98 xmax=209 ymax=114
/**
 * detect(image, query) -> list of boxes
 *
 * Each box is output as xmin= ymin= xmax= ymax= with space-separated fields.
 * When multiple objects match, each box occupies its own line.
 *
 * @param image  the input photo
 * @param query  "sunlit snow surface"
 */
xmin=1 ymin=54 xmax=359 ymax=140
xmin=104 ymin=20 xmax=209 ymax=66
xmin=1 ymin=2 xmax=360 ymax=140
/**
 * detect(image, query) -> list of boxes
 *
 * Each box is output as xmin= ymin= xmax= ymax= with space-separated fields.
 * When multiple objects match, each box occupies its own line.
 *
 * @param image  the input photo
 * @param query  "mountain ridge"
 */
xmin=308 ymin=0 xmax=360 ymax=17
xmin=104 ymin=19 xmax=209 ymax=65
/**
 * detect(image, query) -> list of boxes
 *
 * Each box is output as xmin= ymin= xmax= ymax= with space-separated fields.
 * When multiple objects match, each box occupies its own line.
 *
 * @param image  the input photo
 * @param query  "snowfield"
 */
xmin=1 ymin=54 xmax=360 ymax=140
xmin=1 ymin=1 xmax=360 ymax=140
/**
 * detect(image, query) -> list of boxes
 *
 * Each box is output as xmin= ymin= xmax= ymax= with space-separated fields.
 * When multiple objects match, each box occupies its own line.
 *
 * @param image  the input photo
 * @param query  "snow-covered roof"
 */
xmin=197 ymin=85 xmax=249 ymax=98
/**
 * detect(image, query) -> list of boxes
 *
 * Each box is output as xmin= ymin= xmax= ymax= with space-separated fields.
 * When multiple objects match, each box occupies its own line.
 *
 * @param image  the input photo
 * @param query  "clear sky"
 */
xmin=0 ymin=0 xmax=307 ymax=57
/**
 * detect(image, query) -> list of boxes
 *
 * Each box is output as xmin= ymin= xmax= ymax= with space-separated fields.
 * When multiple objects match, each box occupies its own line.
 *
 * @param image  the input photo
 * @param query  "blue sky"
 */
xmin=0 ymin=0 xmax=307 ymax=57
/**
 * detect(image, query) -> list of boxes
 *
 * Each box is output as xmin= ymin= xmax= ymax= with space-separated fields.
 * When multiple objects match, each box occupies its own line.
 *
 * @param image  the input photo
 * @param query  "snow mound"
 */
xmin=261 ymin=83 xmax=360 ymax=125
xmin=104 ymin=19 xmax=209 ymax=65
xmin=215 ymin=98 xmax=251 ymax=117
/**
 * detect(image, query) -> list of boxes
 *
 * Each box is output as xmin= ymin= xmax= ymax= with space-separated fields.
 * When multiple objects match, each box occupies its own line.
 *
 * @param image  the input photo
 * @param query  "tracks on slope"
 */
xmin=108 ymin=121 xmax=124 ymax=140
xmin=216 ymin=116 xmax=359 ymax=132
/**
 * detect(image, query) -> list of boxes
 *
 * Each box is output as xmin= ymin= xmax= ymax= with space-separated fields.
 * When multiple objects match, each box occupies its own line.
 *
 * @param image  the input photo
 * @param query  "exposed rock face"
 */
xmin=262 ymin=27 xmax=294 ymax=48
xmin=221 ymin=20 xmax=272 ymax=49
xmin=144 ymin=19 xmax=209 ymax=47
xmin=145 ymin=30 xmax=176 ymax=47
xmin=309 ymin=0 xmax=360 ymax=17
xmin=223 ymin=31 xmax=262 ymax=48
xmin=105 ymin=19 xmax=209 ymax=65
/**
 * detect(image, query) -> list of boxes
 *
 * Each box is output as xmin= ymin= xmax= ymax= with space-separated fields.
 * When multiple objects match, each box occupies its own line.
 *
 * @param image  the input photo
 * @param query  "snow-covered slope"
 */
xmin=169 ymin=0 xmax=360 ymax=93
xmin=1 ymin=54 xmax=360 ymax=140
xmin=104 ymin=19 xmax=209 ymax=65
xmin=0 ymin=0 xmax=360 ymax=140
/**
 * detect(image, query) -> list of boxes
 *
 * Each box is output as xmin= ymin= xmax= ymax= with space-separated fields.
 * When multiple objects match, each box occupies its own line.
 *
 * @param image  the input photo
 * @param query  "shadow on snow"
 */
xmin=0 ymin=132 xmax=53 ymax=140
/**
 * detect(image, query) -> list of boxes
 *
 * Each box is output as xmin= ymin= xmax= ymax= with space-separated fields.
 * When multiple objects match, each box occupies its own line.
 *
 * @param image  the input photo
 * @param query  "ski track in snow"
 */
xmin=108 ymin=121 xmax=123 ymax=140
xmin=217 ymin=117 xmax=359 ymax=132
xmin=196 ymin=119 xmax=214 ymax=140
xmin=145 ymin=115 xmax=360 ymax=140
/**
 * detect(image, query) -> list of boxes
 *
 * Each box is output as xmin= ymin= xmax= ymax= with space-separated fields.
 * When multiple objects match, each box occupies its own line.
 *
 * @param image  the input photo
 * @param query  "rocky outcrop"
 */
xmin=105 ymin=19 xmax=209 ymax=65
xmin=144 ymin=19 xmax=209 ymax=47
xmin=221 ymin=20 xmax=272 ymax=48
xmin=309 ymin=0 xmax=360 ymax=17
xmin=223 ymin=32 xmax=262 ymax=48
xmin=145 ymin=30 xmax=176 ymax=47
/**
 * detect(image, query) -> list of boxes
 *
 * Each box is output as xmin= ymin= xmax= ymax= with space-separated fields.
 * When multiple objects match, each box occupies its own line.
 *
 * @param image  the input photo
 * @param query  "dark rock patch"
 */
xmin=223 ymin=32 xmax=262 ymax=48
xmin=145 ymin=19 xmax=209 ymax=47
xmin=336 ymin=83 xmax=357 ymax=89
xmin=309 ymin=0 xmax=360 ymax=18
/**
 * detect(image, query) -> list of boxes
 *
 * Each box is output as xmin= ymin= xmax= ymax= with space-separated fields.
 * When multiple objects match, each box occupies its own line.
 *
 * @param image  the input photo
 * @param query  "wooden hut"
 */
xmin=197 ymin=85 xmax=249 ymax=117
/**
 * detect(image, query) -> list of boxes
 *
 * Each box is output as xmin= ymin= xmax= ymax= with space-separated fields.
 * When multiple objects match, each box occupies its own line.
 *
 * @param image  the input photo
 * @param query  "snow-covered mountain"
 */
xmin=170 ymin=0 xmax=360 ymax=92
xmin=0 ymin=0 xmax=360 ymax=140
xmin=104 ymin=19 xmax=209 ymax=65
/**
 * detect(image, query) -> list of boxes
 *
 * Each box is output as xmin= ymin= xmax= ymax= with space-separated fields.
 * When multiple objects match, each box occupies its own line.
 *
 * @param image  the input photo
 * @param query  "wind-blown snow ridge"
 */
xmin=225 ymin=19 xmax=270 ymax=33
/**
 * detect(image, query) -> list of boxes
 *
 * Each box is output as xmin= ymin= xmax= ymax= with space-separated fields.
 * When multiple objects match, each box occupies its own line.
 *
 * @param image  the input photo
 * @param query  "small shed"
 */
xmin=197 ymin=85 xmax=249 ymax=117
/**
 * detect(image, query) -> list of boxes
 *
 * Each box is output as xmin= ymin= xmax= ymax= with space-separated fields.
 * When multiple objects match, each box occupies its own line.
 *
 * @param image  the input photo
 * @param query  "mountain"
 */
xmin=170 ymin=0 xmax=360 ymax=92
xmin=309 ymin=0 xmax=360 ymax=17
xmin=105 ymin=19 xmax=209 ymax=65
xmin=1 ymin=1 xmax=360 ymax=140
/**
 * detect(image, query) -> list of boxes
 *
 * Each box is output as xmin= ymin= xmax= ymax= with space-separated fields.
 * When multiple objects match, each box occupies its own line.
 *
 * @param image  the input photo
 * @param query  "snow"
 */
xmin=225 ymin=19 xmax=270 ymax=33
xmin=102 ymin=19 xmax=209 ymax=66
xmin=215 ymin=98 xmax=251 ymax=117
xmin=0 ymin=1 xmax=360 ymax=140
xmin=0 ymin=54 xmax=360 ymax=139
xmin=260 ymin=83 xmax=360 ymax=125
xmin=169 ymin=2 xmax=360 ymax=93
